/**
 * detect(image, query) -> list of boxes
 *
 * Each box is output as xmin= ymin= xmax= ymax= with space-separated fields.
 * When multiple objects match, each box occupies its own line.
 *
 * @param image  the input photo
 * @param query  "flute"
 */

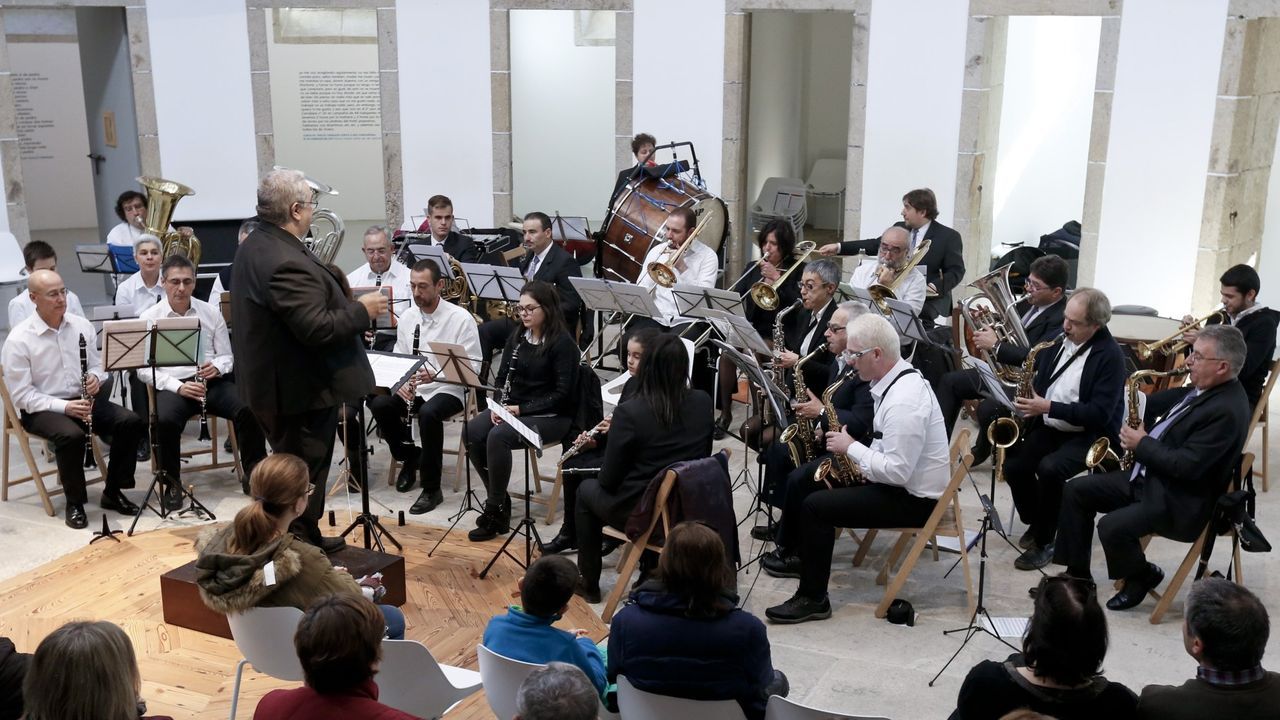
xmin=558 ymin=415 xmax=611 ymax=468
xmin=78 ymin=334 xmax=96 ymax=468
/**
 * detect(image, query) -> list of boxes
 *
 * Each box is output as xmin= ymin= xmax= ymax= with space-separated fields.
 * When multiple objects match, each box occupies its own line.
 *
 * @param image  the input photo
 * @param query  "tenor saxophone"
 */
xmin=987 ymin=338 xmax=1059 ymax=450
xmin=78 ymin=334 xmax=96 ymax=468
xmin=772 ymin=300 xmax=803 ymax=387
xmin=1087 ymin=367 xmax=1191 ymax=471
xmin=777 ymin=346 xmax=825 ymax=466
xmin=814 ymin=368 xmax=863 ymax=488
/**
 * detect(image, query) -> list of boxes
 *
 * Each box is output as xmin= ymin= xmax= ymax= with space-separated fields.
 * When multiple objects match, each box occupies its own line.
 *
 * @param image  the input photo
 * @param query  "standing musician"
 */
xmin=1053 ymin=325 xmax=1250 ymax=611
xmin=573 ymin=335 xmax=714 ymax=603
xmin=366 ymin=259 xmax=482 ymax=515
xmin=9 ymin=241 xmax=87 ymax=328
xmin=467 ymin=281 xmax=578 ymax=543
xmin=938 ymin=254 xmax=1070 ymax=464
xmin=232 ymin=168 xmax=388 ymax=553
xmin=818 ymin=188 xmax=965 ymax=323
xmin=1003 ymin=287 xmax=1125 ymax=572
xmin=713 ymin=219 xmax=805 ymax=438
xmin=139 ymin=255 xmax=268 ymax=506
xmin=2 ymin=270 xmax=145 ymax=529
xmin=410 ymin=194 xmax=481 ymax=264
xmin=762 ymin=313 xmax=950 ymax=624
xmin=848 ymin=226 xmax=928 ymax=316
xmin=346 ymin=225 xmax=410 ymax=352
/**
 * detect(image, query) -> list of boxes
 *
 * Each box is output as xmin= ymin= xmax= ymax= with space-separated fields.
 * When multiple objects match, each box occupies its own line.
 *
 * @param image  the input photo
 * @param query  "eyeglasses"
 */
xmin=799 ymin=281 xmax=830 ymax=292
xmin=516 ymin=304 xmax=542 ymax=315
xmin=1024 ymin=279 xmax=1047 ymax=293
xmin=825 ymin=323 xmax=846 ymax=333
xmin=1189 ymin=351 xmax=1226 ymax=363
xmin=164 ymin=278 xmax=196 ymax=287
xmin=844 ymin=348 xmax=874 ymax=362
xmin=296 ymin=198 xmax=319 ymax=209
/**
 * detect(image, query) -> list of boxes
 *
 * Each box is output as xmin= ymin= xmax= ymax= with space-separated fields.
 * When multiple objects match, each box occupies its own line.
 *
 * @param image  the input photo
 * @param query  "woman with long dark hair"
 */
xmin=467 ymin=280 xmax=578 ymax=541
xmin=573 ymin=334 xmax=713 ymax=601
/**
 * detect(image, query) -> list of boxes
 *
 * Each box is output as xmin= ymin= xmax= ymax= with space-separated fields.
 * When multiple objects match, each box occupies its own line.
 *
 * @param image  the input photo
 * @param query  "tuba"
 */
xmin=308 ymin=207 xmax=346 ymax=264
xmin=960 ymin=263 xmax=1031 ymax=387
xmin=138 ymin=176 xmax=200 ymax=266
xmin=867 ymin=238 xmax=931 ymax=311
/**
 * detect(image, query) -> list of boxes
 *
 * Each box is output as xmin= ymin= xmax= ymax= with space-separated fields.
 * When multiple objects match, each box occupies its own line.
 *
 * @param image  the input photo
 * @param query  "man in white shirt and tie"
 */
xmin=8 ymin=241 xmax=86 ymax=329
xmin=2 ymin=270 xmax=145 ymax=529
xmin=848 ymin=226 xmax=927 ymax=317
xmin=346 ymin=225 xmax=410 ymax=352
xmin=139 ymin=255 xmax=268 ymax=508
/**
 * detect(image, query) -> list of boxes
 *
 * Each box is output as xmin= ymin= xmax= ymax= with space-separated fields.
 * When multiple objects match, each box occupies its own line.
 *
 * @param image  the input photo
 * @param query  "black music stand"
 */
xmin=478 ymin=404 xmax=545 ymax=578
xmin=461 ymin=262 xmax=524 ymax=308
xmin=569 ymin=277 xmax=663 ymax=369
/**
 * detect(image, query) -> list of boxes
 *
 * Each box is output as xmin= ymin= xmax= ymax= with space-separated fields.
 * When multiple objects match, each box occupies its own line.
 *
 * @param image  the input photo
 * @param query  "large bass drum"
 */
xmin=600 ymin=176 xmax=727 ymax=283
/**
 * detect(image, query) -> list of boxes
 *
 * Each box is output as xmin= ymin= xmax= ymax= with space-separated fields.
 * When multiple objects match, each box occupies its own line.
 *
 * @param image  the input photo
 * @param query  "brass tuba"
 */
xmin=308 ymin=207 xmax=345 ymax=265
xmin=960 ymin=263 xmax=1032 ymax=387
xmin=867 ymin=237 xmax=931 ymax=311
xmin=138 ymin=176 xmax=200 ymax=266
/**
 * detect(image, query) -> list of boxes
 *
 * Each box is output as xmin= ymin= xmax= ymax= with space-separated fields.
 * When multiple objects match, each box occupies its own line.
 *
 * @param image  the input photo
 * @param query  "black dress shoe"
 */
xmin=765 ymin=594 xmax=832 ymax=624
xmin=316 ymin=535 xmax=347 ymax=554
xmin=713 ymin=411 xmax=732 ymax=441
xmin=395 ymin=457 xmax=420 ymax=493
xmin=240 ymin=478 xmax=251 ymax=496
xmin=761 ymin=549 xmax=802 ymax=579
xmin=751 ymin=523 xmax=777 ymax=542
xmin=409 ymin=488 xmax=444 ymax=515
xmin=135 ymin=439 xmax=151 ymax=462
xmin=601 ymin=536 xmax=623 ymax=557
xmin=100 ymin=490 xmax=140 ymax=516
xmin=65 ymin=503 xmax=88 ymax=529
xmin=162 ymin=483 xmax=184 ymax=512
xmin=1015 ymin=542 xmax=1055 ymax=571
xmin=1107 ymin=563 xmax=1164 ymax=611
xmin=1017 ymin=528 xmax=1037 ymax=550
xmin=541 ymin=532 xmax=578 ymax=555
xmin=574 ymin=579 xmax=602 ymax=604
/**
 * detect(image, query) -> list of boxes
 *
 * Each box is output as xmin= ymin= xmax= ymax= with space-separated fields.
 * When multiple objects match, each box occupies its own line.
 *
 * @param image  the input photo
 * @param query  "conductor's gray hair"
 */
xmin=255 ymin=169 xmax=311 ymax=226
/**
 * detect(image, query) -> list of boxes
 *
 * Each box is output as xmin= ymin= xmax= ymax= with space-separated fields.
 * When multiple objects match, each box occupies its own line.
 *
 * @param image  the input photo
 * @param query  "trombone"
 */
xmin=1136 ymin=309 xmax=1227 ymax=360
xmin=646 ymin=212 xmax=713 ymax=288
xmin=866 ymin=238 xmax=931 ymax=311
xmin=749 ymin=241 xmax=817 ymax=311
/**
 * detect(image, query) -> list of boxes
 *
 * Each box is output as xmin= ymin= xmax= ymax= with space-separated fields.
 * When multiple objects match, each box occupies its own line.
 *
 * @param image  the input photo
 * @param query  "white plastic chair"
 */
xmin=226 ymin=607 xmax=305 ymax=720
xmin=805 ymin=158 xmax=846 ymax=234
xmin=765 ymin=693 xmax=891 ymax=720
xmin=750 ymin=177 xmax=808 ymax=241
xmin=477 ymin=645 xmax=619 ymax=720
xmin=377 ymin=639 xmax=483 ymax=719
xmin=616 ymin=676 xmax=747 ymax=720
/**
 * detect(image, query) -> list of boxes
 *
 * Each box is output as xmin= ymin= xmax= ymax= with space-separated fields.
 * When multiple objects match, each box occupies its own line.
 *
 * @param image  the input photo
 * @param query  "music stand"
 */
xmin=351 ymin=285 xmax=396 ymax=333
xmin=671 ymin=284 xmax=746 ymax=319
xmin=478 ymin=403 xmax=545 ymax=578
xmin=462 ymin=262 xmax=525 ymax=307
xmin=75 ymin=244 xmax=114 ymax=275
xmin=92 ymin=305 xmax=137 ymax=405
xmin=401 ymin=244 xmax=457 ymax=279
xmin=570 ymin=277 xmax=664 ymax=368
xmin=551 ymin=214 xmax=591 ymax=244
xmin=701 ymin=309 xmax=772 ymax=357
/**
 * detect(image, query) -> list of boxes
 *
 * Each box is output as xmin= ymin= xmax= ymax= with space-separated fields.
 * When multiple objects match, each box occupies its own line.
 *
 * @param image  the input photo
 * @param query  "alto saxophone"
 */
xmin=78 ymin=334 xmax=96 ymax=468
xmin=987 ymin=338 xmax=1059 ymax=450
xmin=777 ymin=346 xmax=825 ymax=466
xmin=772 ymin=300 xmax=803 ymax=387
xmin=814 ymin=368 xmax=864 ymax=488
xmin=1087 ymin=367 xmax=1190 ymax=471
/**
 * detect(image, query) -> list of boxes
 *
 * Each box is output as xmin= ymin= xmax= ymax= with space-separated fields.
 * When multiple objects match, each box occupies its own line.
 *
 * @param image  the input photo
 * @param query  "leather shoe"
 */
xmin=765 ymin=594 xmax=832 ymax=624
xmin=100 ymin=490 xmax=140 ymax=516
xmin=1017 ymin=528 xmax=1036 ymax=550
xmin=713 ymin=411 xmax=732 ymax=441
xmin=1107 ymin=563 xmax=1164 ymax=611
xmin=409 ymin=488 xmax=444 ymax=515
xmin=1014 ymin=542 xmax=1055 ymax=571
xmin=761 ymin=549 xmax=802 ymax=579
xmin=601 ymin=536 xmax=623 ymax=557
xmin=541 ymin=532 xmax=578 ymax=555
xmin=64 ymin=503 xmax=88 ymax=529
xmin=136 ymin=438 xmax=151 ymax=462
xmin=574 ymin=579 xmax=602 ymax=604
xmin=162 ymin=483 xmax=184 ymax=512
xmin=395 ymin=457 xmax=419 ymax=493
xmin=751 ymin=523 xmax=777 ymax=542
xmin=316 ymin=535 xmax=347 ymax=554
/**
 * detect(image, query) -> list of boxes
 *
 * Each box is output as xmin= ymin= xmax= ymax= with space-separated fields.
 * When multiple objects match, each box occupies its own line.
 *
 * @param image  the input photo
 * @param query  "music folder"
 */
xmin=365 ymin=350 xmax=426 ymax=395
xmin=351 ymin=285 xmax=395 ymax=329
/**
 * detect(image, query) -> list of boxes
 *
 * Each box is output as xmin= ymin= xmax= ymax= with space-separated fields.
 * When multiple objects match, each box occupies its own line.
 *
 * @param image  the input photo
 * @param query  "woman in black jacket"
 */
xmin=574 ymin=334 xmax=713 ymax=601
xmin=468 ymin=281 xmax=578 ymax=541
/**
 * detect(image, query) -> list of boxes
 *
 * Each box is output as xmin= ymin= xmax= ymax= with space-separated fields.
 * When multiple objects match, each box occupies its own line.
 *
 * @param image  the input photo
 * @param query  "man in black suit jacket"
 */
xmin=938 ymin=255 xmax=1071 ymax=461
xmin=411 ymin=194 xmax=481 ymax=264
xmin=231 ymin=169 xmax=387 ymax=552
xmin=779 ymin=258 xmax=841 ymax=394
xmin=818 ymin=187 xmax=964 ymax=321
xmin=1054 ymin=324 xmax=1251 ymax=611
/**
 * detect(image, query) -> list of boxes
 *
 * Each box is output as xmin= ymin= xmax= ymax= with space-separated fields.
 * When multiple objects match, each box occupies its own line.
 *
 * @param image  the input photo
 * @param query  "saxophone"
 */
xmin=987 ymin=338 xmax=1059 ymax=450
xmin=777 ymin=346 xmax=825 ymax=466
xmin=78 ymin=334 xmax=96 ymax=468
xmin=814 ymin=368 xmax=864 ymax=488
xmin=1087 ymin=367 xmax=1190 ymax=471
xmin=772 ymin=300 xmax=803 ymax=387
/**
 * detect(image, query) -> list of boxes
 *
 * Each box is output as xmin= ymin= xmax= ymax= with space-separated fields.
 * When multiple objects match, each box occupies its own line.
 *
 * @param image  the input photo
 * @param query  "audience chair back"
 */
xmin=764 ymin=693 xmax=890 ymax=720
xmin=477 ymin=644 xmax=543 ymax=720
xmin=616 ymin=676 xmax=747 ymax=720
xmin=377 ymin=639 xmax=482 ymax=720
xmin=226 ymin=606 xmax=304 ymax=720
xmin=1245 ymin=356 xmax=1280 ymax=492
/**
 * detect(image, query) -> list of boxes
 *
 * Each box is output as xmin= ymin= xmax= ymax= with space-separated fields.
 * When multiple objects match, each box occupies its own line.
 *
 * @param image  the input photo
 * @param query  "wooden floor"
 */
xmin=0 ymin=514 xmax=608 ymax=719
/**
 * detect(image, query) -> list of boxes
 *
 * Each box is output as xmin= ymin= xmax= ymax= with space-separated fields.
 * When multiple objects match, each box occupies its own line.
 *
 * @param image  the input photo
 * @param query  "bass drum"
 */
xmin=600 ymin=176 xmax=727 ymax=283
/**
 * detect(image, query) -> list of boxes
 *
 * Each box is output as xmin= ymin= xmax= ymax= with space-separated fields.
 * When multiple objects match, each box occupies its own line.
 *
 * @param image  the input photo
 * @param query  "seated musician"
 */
xmin=1 ymin=270 xmax=144 ymax=529
xmin=479 ymin=211 xmax=583 ymax=384
xmin=937 ymin=254 xmax=1069 ymax=465
xmin=467 ymin=281 xmax=578 ymax=542
xmin=139 ymin=255 xmax=267 ymax=507
xmin=105 ymin=190 xmax=147 ymax=248
xmin=8 ymin=241 xmax=86 ymax=328
xmin=345 ymin=225 xmax=410 ymax=352
xmin=114 ymin=235 xmax=165 ymax=314
xmin=763 ymin=313 xmax=950 ymax=624
xmin=714 ymin=219 xmax=804 ymax=439
xmin=848 ymin=226 xmax=927 ymax=317
xmin=772 ymin=258 xmax=841 ymax=393
xmin=207 ymin=219 xmax=255 ymax=301
xmin=542 ymin=327 xmax=660 ymax=555
xmin=1003 ymin=287 xmax=1125 ymax=572
xmin=410 ymin=194 xmax=481 ymax=263
xmin=610 ymin=132 xmax=657 ymax=207
xmin=366 ymin=259 xmax=481 ymax=515
xmin=573 ymin=334 xmax=713 ymax=603
xmin=1053 ymin=325 xmax=1251 ymax=611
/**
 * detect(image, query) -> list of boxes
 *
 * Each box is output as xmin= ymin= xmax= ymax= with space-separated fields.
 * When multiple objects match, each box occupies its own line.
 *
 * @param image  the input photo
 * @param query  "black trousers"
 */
xmin=937 ymin=367 xmax=1009 ymax=439
xmin=796 ymin=484 xmax=937 ymax=599
xmin=366 ymin=392 xmax=464 ymax=493
xmin=21 ymin=400 xmax=143 ymax=505
xmin=1002 ymin=425 xmax=1092 ymax=546
xmin=154 ymin=377 xmax=267 ymax=486
xmin=478 ymin=317 xmax=518 ymax=384
xmin=465 ymin=410 xmax=570 ymax=505
xmin=574 ymin=478 xmax=638 ymax=589
xmin=1053 ymin=472 xmax=1176 ymax=580
xmin=557 ymin=445 xmax=605 ymax=538
xmin=255 ymin=406 xmax=339 ymax=542
xmin=338 ymin=400 xmax=371 ymax=485
xmin=774 ymin=457 xmax=827 ymax=551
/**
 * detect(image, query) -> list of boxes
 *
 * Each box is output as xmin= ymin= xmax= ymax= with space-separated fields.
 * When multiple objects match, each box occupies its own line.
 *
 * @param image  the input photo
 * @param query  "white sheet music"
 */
xmin=366 ymin=352 xmax=422 ymax=391
xmin=981 ymin=615 xmax=1030 ymax=639
xmin=489 ymin=402 xmax=542 ymax=448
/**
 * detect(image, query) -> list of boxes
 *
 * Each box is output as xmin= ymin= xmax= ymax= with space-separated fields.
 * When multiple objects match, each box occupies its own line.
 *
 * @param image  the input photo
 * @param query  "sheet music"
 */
xmin=971 ymin=359 xmax=1015 ymax=410
xmin=981 ymin=615 xmax=1030 ymax=639
xmin=101 ymin=319 xmax=150 ymax=372
xmin=152 ymin=317 xmax=202 ymax=367
xmin=425 ymin=341 xmax=484 ymax=388
xmin=489 ymin=402 xmax=542 ymax=448
xmin=366 ymin=351 xmax=425 ymax=392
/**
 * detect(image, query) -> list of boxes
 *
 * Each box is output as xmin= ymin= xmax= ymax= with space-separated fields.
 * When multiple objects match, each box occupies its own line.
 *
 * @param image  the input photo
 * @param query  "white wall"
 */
xmin=746 ymin=12 xmax=805 ymax=203
xmin=1093 ymin=0 xmax=1227 ymax=315
xmin=990 ymin=15 xmax=1100 ymax=253
xmin=802 ymin=13 xmax=853 ymax=179
xmin=147 ymin=0 xmax=257 ymax=220
xmin=633 ymin=0 xmax=725 ymax=196
xmin=509 ymin=9 xmax=615 ymax=223
xmin=1259 ymin=117 xmax=1280 ymax=309
xmin=860 ymin=0 xmax=968 ymax=238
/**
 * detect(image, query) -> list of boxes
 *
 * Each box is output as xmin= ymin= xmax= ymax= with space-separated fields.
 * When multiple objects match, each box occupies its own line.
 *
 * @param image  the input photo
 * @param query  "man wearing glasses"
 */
xmin=346 ymin=225 xmax=410 ymax=352
xmin=773 ymin=257 xmax=843 ymax=395
xmin=232 ymin=168 xmax=388 ymax=553
xmin=140 ymin=254 xmax=267 ymax=507
xmin=937 ymin=254 xmax=1070 ymax=466
xmin=847 ymin=226 xmax=928 ymax=318
xmin=1054 ymin=325 xmax=1250 ymax=611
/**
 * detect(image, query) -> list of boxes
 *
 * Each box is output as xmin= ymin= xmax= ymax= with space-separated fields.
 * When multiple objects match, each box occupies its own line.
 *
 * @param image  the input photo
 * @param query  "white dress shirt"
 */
xmin=106 ymin=221 xmax=143 ymax=248
xmin=394 ymin=299 xmax=482 ymax=406
xmin=849 ymin=258 xmax=927 ymax=317
xmin=9 ymin=288 xmax=86 ymax=329
xmin=114 ymin=271 xmax=165 ymax=315
xmin=347 ymin=259 xmax=412 ymax=323
xmin=637 ymin=240 xmax=718 ymax=326
xmin=1043 ymin=339 xmax=1090 ymax=432
xmin=136 ymin=298 xmax=234 ymax=393
xmin=2 ymin=312 xmax=107 ymax=415
xmin=845 ymin=358 xmax=950 ymax=499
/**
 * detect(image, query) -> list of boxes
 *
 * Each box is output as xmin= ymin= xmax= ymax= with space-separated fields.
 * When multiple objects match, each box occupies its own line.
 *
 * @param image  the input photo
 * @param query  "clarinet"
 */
xmin=196 ymin=320 xmax=211 ymax=441
xmin=405 ymin=324 xmax=421 ymax=427
xmin=78 ymin=334 xmax=96 ymax=468
xmin=368 ymin=273 xmax=383 ymax=350
xmin=499 ymin=338 xmax=521 ymax=406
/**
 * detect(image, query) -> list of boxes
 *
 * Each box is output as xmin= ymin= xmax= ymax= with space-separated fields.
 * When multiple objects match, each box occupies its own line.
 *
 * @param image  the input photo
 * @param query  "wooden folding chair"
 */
xmin=601 ymin=468 xmax=678 ymax=623
xmin=144 ymin=385 xmax=242 ymax=485
xmin=1245 ymin=358 xmax=1279 ymax=491
xmin=1 ymin=367 xmax=106 ymax=516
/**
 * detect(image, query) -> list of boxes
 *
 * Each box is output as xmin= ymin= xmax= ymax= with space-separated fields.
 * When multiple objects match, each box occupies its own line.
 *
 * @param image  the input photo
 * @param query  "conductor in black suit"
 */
xmin=818 ymin=187 xmax=965 ymax=322
xmin=411 ymin=194 xmax=481 ymax=264
xmin=231 ymin=168 xmax=388 ymax=552
xmin=1053 ymin=324 xmax=1251 ymax=611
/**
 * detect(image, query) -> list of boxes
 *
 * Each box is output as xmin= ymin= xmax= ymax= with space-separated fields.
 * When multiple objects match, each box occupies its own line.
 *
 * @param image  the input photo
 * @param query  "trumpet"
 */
xmin=646 ymin=212 xmax=713 ymax=288
xmin=749 ymin=241 xmax=817 ymax=311
xmin=1136 ymin=309 xmax=1226 ymax=360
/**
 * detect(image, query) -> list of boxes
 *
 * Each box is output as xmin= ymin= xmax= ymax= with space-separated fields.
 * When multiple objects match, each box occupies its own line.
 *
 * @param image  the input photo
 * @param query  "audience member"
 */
xmin=254 ymin=594 xmax=422 ymax=720
xmin=482 ymin=555 xmax=607 ymax=695
xmin=998 ymin=711 xmax=1058 ymax=720
xmin=21 ymin=620 xmax=172 ymax=720
xmin=608 ymin=521 xmax=787 ymax=720
xmin=1137 ymin=578 xmax=1280 ymax=719
xmin=951 ymin=574 xmax=1137 ymax=719
xmin=514 ymin=662 xmax=599 ymax=720
xmin=194 ymin=453 xmax=405 ymax=639
xmin=0 ymin=636 xmax=29 ymax=720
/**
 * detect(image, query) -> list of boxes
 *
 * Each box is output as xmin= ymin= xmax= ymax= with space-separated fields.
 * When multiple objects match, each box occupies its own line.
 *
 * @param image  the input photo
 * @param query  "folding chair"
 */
xmin=1245 ymin=357 xmax=1279 ymax=491
xmin=144 ymin=385 xmax=243 ymax=486
xmin=386 ymin=390 xmax=475 ymax=493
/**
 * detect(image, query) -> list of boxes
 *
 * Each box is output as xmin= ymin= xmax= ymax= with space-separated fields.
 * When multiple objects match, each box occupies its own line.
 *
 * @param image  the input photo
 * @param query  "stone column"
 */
xmin=378 ymin=6 xmax=403 ymax=228
xmin=0 ymin=10 xmax=27 ymax=242
xmin=1076 ymin=12 xmax=1121 ymax=288
xmin=246 ymin=6 xmax=274 ymax=175
xmin=722 ymin=8 xmax=749 ymax=275
xmin=490 ymin=8 xmax=512 ymax=227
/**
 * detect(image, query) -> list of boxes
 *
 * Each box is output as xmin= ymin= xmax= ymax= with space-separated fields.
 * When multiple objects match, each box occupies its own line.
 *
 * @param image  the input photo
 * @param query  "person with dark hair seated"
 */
xmin=0 ymin=637 xmax=29 ymax=720
xmin=950 ymin=573 xmax=1137 ymax=719
xmin=608 ymin=522 xmax=787 ymax=720
xmin=254 ymin=594 xmax=422 ymax=720
xmin=22 ymin=620 xmax=172 ymax=720
xmin=1138 ymin=578 xmax=1280 ymax=719
xmin=516 ymin=662 xmax=600 ymax=720
xmin=482 ymin=555 xmax=607 ymax=695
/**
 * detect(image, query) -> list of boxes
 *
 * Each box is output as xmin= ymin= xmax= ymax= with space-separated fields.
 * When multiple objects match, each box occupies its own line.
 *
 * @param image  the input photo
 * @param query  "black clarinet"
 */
xmin=368 ymin=273 xmax=383 ymax=350
xmin=405 ymin=324 xmax=420 ymax=427
xmin=77 ymin=334 xmax=96 ymax=468
xmin=197 ymin=321 xmax=211 ymax=441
